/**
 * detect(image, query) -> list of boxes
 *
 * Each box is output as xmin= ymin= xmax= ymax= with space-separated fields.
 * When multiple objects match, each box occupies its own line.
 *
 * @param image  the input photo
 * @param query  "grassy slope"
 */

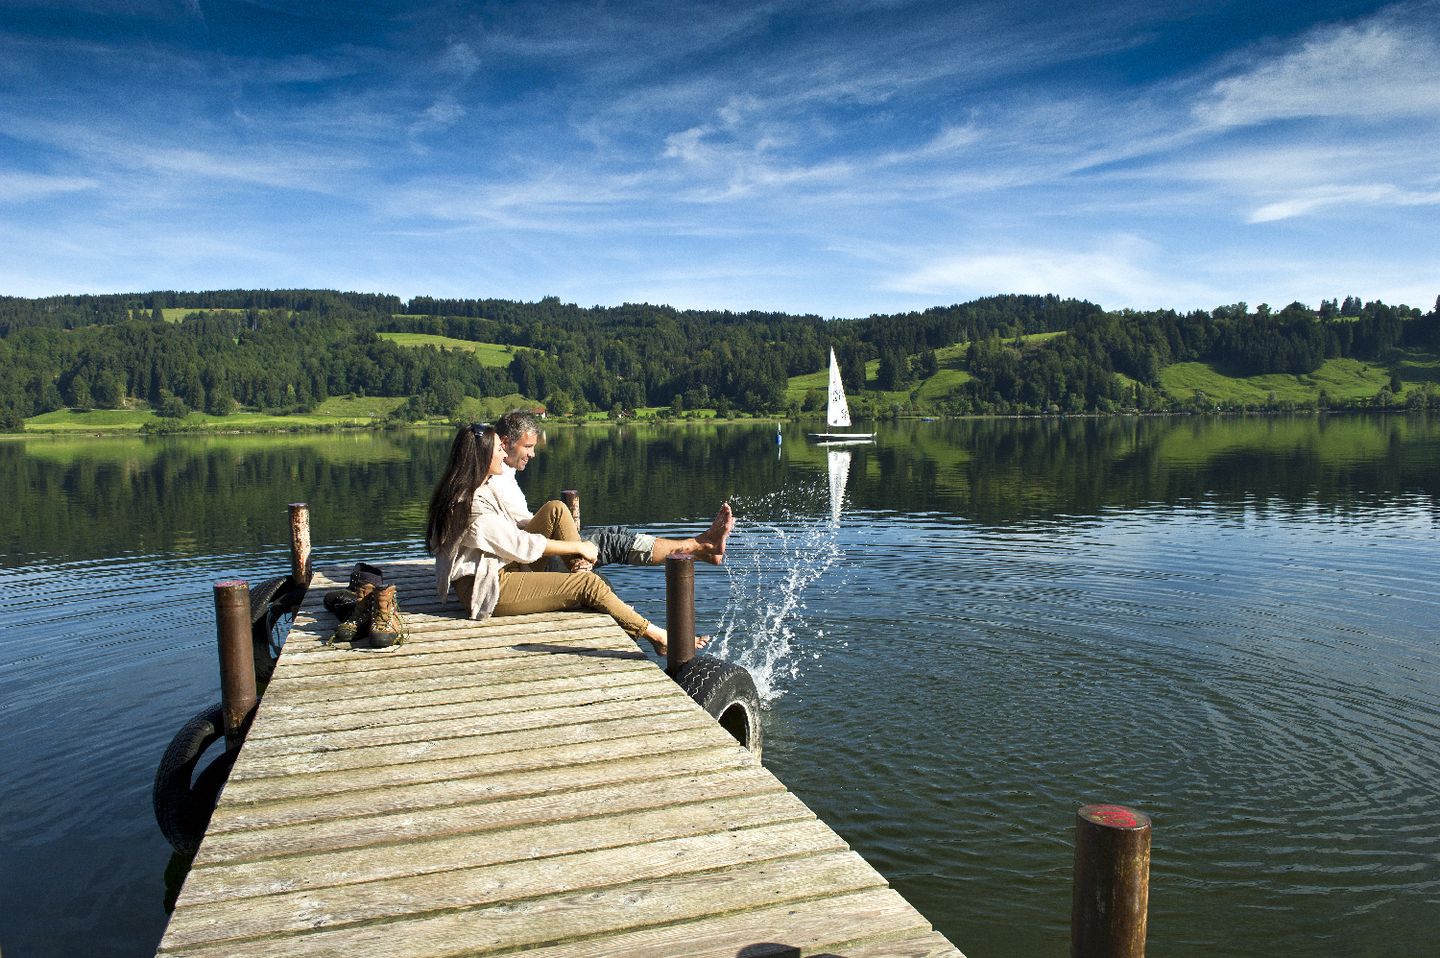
xmin=138 ymin=308 xmax=246 ymax=323
xmin=23 ymin=396 xmax=410 ymax=433
xmin=376 ymin=332 xmax=537 ymax=368
xmin=789 ymin=332 xmax=1433 ymax=408
xmin=1159 ymin=357 xmax=1394 ymax=403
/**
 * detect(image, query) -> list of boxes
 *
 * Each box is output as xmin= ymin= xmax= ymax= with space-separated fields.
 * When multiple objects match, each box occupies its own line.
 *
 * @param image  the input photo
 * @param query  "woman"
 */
xmin=426 ymin=422 xmax=683 ymax=655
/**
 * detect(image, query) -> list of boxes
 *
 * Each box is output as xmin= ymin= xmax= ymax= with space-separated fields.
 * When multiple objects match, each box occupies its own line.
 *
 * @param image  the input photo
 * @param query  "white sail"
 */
xmin=827 ymin=449 xmax=852 ymax=523
xmin=826 ymin=348 xmax=852 ymax=428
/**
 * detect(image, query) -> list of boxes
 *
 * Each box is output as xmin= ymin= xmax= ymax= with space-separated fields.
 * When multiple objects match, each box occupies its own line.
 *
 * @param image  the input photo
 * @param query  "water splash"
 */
xmin=709 ymin=481 xmax=850 ymax=704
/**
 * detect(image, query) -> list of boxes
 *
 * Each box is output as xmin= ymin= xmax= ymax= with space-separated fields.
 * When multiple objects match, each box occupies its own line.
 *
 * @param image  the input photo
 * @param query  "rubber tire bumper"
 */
xmin=672 ymin=655 xmax=764 ymax=761
xmin=152 ymin=702 xmax=238 ymax=857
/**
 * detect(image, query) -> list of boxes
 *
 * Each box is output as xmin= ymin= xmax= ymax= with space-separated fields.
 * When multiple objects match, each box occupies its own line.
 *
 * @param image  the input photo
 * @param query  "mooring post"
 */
xmin=665 ymin=554 xmax=696 ymax=676
xmin=288 ymin=502 xmax=311 ymax=587
xmin=560 ymin=489 xmax=581 ymax=527
xmin=1072 ymin=803 xmax=1152 ymax=958
xmin=214 ymin=580 xmax=258 ymax=748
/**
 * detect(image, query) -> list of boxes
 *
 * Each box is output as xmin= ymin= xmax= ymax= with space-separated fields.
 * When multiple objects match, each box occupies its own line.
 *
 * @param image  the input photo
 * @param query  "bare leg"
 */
xmin=642 ymin=622 xmax=710 ymax=656
xmin=647 ymin=502 xmax=734 ymax=566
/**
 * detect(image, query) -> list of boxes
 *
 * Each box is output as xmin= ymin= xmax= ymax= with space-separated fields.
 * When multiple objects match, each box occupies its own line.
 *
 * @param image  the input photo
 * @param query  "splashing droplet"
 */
xmin=709 ymin=480 xmax=850 ymax=703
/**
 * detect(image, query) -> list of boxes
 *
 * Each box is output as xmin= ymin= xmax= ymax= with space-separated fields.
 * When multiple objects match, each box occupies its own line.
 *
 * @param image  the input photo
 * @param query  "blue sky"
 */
xmin=1 ymin=0 xmax=1436 ymax=317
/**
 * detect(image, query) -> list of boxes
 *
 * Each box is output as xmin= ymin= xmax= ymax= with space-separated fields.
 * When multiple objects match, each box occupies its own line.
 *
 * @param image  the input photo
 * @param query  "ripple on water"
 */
xmin=728 ymin=502 xmax=1439 ymax=954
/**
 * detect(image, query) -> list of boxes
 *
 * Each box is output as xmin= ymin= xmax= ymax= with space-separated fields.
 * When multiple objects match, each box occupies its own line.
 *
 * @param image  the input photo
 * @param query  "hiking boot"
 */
xmin=348 ymin=562 xmax=384 ymax=591
xmin=331 ymin=582 xmax=376 ymax=645
xmin=323 ymin=563 xmax=385 ymax=621
xmin=329 ymin=617 xmax=360 ymax=645
xmin=357 ymin=584 xmax=405 ymax=650
xmin=323 ymin=589 xmax=359 ymax=620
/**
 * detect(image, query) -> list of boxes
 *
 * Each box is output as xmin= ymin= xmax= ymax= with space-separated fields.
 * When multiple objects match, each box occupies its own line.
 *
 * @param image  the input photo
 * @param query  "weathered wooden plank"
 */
xmin=216 ymin=731 xmax=727 ymax=804
xmin=244 ymin=687 xmax=687 ymax=757
xmin=226 ymin=701 xmax=714 ymax=782
xmin=286 ymin=610 xmax=619 ymax=643
xmin=246 ymin=668 xmax=668 ymax=730
xmin=199 ymin=763 xmax=785 ymax=864
xmin=509 ymin=888 xmax=951 ymax=958
xmin=266 ymin=634 xmax=638 ymax=689
xmin=163 ymin=849 xmax=888 ymax=957
xmin=817 ymin=931 xmax=966 ymax=957
xmin=180 ymin=791 xmax=815 ymax=906
xmin=246 ymin=672 xmax=671 ymax=741
xmin=273 ymin=626 xmax=627 ymax=676
xmin=161 ymin=818 xmax=850 ymax=950
xmin=255 ymin=654 xmax=655 ymax=705
xmin=286 ymin=608 xmax=623 ymax=648
xmin=207 ymin=744 xmax=756 ymax=832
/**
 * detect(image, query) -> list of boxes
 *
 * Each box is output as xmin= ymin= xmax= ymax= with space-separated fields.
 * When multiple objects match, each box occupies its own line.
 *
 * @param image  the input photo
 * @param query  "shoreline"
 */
xmin=4 ymin=406 xmax=1429 ymax=441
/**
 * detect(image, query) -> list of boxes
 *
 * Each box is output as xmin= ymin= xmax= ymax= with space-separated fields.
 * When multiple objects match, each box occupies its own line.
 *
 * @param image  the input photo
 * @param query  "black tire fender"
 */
xmin=672 ymin=655 xmax=764 ymax=761
xmin=152 ymin=703 xmax=238 ymax=857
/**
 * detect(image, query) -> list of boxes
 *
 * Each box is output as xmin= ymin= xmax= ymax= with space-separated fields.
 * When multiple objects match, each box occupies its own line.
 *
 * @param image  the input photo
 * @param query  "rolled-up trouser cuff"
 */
xmin=581 ymin=526 xmax=653 ymax=566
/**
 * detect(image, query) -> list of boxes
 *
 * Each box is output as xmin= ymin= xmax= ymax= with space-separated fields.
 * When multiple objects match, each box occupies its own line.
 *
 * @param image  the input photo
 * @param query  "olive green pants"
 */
xmin=493 ymin=569 xmax=649 ymax=638
xmin=462 ymin=500 xmax=651 ymax=638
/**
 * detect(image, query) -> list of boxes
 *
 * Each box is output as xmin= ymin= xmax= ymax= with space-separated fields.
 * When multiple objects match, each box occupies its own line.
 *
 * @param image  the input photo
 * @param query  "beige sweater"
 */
xmin=434 ymin=480 xmax=547 ymax=619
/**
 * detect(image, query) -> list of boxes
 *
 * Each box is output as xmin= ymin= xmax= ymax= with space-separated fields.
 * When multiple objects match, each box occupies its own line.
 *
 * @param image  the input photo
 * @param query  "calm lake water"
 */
xmin=2 ymin=417 xmax=1437 ymax=957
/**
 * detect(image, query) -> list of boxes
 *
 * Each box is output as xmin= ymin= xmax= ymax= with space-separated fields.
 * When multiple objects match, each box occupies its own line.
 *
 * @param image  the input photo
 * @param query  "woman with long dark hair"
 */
xmin=426 ymin=422 xmax=682 ymax=654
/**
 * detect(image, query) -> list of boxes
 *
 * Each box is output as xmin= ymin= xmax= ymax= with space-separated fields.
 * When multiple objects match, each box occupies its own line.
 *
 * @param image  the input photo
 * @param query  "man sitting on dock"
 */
xmin=493 ymin=410 xmax=733 ymax=572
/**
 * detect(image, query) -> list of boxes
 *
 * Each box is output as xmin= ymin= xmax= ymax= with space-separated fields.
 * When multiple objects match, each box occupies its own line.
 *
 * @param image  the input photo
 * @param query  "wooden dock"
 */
xmin=156 ymin=559 xmax=963 ymax=957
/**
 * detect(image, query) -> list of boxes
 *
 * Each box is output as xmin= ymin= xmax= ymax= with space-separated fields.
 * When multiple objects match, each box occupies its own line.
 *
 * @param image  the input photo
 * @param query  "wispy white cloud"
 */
xmin=1249 ymin=184 xmax=1440 ymax=222
xmin=1194 ymin=5 xmax=1440 ymax=129
xmin=0 ymin=171 xmax=98 ymax=203
xmin=886 ymin=236 xmax=1223 ymax=310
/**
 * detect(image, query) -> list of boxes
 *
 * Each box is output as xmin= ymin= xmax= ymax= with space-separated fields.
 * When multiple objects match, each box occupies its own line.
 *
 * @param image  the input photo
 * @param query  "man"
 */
xmin=493 ymin=409 xmax=733 ymax=571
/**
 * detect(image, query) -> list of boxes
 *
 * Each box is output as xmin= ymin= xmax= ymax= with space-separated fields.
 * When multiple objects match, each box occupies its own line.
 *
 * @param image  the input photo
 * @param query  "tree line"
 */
xmin=1 ymin=289 xmax=1437 ymax=429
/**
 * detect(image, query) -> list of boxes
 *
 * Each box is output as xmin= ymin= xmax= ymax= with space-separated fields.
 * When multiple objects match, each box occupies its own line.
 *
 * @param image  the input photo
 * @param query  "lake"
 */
xmin=1 ymin=416 xmax=1437 ymax=956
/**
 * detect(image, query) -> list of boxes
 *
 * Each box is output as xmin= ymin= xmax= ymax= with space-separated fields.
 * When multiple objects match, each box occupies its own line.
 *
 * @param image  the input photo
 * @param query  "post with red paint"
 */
xmin=1071 ymin=803 xmax=1151 ymax=958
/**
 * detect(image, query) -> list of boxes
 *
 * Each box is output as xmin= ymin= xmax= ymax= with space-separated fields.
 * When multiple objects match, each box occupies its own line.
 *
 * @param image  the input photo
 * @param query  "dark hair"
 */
xmin=425 ymin=422 xmax=496 ymax=552
xmin=495 ymin=409 xmax=541 ymax=441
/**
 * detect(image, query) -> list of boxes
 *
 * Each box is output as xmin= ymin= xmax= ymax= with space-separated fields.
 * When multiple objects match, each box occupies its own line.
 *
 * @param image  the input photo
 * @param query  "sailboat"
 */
xmin=809 ymin=347 xmax=874 ymax=444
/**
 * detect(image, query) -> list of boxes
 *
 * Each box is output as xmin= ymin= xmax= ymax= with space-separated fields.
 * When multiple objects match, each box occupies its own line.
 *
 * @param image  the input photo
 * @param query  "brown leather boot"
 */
xmin=323 ymin=562 xmax=385 ymax=620
xmin=330 ymin=582 xmax=376 ymax=645
xmin=357 ymin=584 xmax=405 ymax=650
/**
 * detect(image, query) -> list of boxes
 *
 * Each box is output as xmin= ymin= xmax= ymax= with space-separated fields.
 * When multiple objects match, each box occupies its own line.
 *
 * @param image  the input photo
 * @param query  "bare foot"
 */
xmin=645 ymin=632 xmax=709 ymax=656
xmin=694 ymin=502 xmax=734 ymax=562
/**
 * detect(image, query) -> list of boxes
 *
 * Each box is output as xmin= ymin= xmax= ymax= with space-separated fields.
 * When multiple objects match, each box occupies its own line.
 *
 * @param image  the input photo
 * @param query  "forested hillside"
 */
xmin=1 ymin=289 xmax=1437 ymax=430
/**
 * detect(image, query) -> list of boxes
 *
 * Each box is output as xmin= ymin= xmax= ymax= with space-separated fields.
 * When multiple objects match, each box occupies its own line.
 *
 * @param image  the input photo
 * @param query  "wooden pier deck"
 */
xmin=157 ymin=560 xmax=963 ymax=958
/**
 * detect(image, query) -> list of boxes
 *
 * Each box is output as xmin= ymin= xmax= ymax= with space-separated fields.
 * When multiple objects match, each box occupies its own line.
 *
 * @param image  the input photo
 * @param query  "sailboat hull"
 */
xmin=810 ymin=433 xmax=874 ymax=445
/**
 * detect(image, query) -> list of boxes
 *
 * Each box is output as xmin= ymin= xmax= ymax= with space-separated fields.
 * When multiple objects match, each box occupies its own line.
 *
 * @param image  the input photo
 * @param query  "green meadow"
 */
xmin=1159 ymin=357 xmax=1396 ymax=404
xmin=376 ymin=333 xmax=537 ymax=367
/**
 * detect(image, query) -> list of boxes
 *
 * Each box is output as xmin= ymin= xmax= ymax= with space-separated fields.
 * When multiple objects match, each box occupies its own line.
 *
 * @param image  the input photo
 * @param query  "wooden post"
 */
xmin=665 ymin=554 xmax=696 ymax=676
xmin=288 ymin=502 xmax=311 ymax=587
xmin=560 ymin=489 xmax=581 ymax=527
xmin=214 ymin=580 xmax=258 ymax=748
xmin=1072 ymin=804 xmax=1151 ymax=958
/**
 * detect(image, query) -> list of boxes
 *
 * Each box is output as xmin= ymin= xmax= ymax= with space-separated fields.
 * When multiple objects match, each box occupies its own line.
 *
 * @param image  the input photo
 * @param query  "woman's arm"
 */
xmin=542 ymin=538 xmax=599 ymax=564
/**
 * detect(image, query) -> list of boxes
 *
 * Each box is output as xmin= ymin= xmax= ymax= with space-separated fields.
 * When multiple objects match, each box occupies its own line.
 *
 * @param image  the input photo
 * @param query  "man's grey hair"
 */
xmin=495 ymin=409 xmax=541 ymax=440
